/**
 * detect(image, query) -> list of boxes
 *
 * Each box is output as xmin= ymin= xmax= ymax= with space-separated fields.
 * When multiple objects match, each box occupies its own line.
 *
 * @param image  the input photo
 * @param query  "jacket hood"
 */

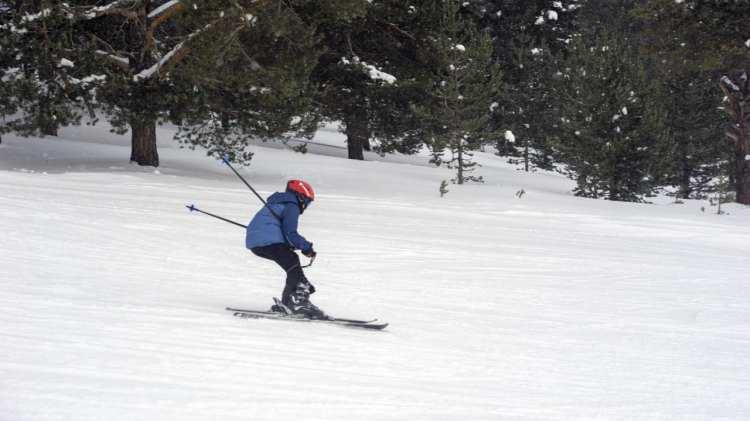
xmin=266 ymin=192 xmax=299 ymax=205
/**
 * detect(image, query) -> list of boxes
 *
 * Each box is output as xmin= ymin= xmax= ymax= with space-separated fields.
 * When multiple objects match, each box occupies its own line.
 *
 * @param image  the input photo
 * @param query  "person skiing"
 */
xmin=246 ymin=179 xmax=324 ymax=318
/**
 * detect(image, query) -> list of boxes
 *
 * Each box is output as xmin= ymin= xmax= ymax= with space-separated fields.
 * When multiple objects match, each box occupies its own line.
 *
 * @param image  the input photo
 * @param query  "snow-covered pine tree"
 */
xmin=169 ymin=1 xmax=332 ymax=164
xmin=66 ymin=0 xmax=289 ymax=167
xmin=1 ymin=1 xmax=334 ymax=167
xmin=311 ymin=0 xmax=430 ymax=160
xmin=415 ymin=0 xmax=502 ymax=185
xmin=555 ymin=32 xmax=658 ymax=202
xmin=464 ymin=0 xmax=581 ymax=171
xmin=0 ymin=2 xmax=97 ymax=137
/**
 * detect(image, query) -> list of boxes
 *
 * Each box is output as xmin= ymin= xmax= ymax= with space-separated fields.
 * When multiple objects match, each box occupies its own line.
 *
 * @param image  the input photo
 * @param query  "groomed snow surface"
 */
xmin=1 ymin=124 xmax=749 ymax=420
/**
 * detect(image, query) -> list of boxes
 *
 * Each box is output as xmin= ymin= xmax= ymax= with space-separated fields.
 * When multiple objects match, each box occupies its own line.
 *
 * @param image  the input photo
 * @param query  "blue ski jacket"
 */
xmin=245 ymin=192 xmax=313 ymax=252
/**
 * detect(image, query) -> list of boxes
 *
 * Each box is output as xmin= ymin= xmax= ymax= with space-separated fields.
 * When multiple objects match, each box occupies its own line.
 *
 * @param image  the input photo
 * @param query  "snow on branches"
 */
xmin=340 ymin=56 xmax=397 ymax=84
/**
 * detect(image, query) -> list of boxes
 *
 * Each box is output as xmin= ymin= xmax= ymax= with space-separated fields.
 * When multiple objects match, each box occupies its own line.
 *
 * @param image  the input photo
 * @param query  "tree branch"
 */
xmin=95 ymin=50 xmax=131 ymax=70
xmin=134 ymin=21 xmax=215 ymax=81
xmin=148 ymin=0 xmax=184 ymax=31
xmin=61 ymin=0 xmax=143 ymax=21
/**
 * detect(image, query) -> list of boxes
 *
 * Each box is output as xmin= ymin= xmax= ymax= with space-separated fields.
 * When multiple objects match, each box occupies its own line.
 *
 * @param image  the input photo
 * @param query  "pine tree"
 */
xmin=0 ymin=2 xmax=97 ymax=138
xmin=555 ymin=33 xmax=658 ymax=201
xmin=415 ymin=0 xmax=502 ymax=185
xmin=719 ymin=72 xmax=750 ymax=204
xmin=311 ymin=0 xmax=437 ymax=160
xmin=637 ymin=0 xmax=750 ymax=204
xmin=651 ymin=72 xmax=728 ymax=199
xmin=464 ymin=0 xmax=582 ymax=171
xmin=70 ymin=0 xmax=289 ymax=167
xmin=170 ymin=1 xmax=329 ymax=164
xmin=1 ymin=1 xmax=335 ymax=167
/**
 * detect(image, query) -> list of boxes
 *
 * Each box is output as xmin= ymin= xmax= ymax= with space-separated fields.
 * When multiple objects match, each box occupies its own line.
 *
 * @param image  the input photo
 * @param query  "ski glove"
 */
xmin=303 ymin=248 xmax=316 ymax=258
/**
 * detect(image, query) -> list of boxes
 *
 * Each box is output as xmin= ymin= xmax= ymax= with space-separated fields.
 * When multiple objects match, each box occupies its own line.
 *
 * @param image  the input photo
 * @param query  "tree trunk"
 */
xmin=719 ymin=74 xmax=750 ymax=205
xmin=609 ymin=157 xmax=620 ymax=201
xmin=524 ymin=139 xmax=529 ymax=172
xmin=678 ymin=160 xmax=692 ymax=199
xmin=344 ymin=112 xmax=368 ymax=161
xmin=130 ymin=119 xmax=159 ymax=167
xmin=736 ymin=146 xmax=750 ymax=205
xmin=34 ymin=93 xmax=58 ymax=136
xmin=37 ymin=67 xmax=58 ymax=136
xmin=38 ymin=111 xmax=58 ymax=136
xmin=457 ymin=142 xmax=464 ymax=185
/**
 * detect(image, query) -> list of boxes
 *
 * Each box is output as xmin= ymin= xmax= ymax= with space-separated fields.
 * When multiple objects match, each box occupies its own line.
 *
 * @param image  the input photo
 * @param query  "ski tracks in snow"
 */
xmin=2 ymin=147 xmax=750 ymax=419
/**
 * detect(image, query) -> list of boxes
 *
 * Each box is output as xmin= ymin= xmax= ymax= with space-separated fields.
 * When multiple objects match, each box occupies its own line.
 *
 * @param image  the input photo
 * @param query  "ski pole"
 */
xmin=185 ymin=204 xmax=247 ymax=229
xmin=185 ymin=204 xmax=315 ymax=268
xmin=302 ymin=254 xmax=316 ymax=268
xmin=221 ymin=155 xmax=282 ymax=220
xmin=218 ymin=156 xmax=314 ymax=268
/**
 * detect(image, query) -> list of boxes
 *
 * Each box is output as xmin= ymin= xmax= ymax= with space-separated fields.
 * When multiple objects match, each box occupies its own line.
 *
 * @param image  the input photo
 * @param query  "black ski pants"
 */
xmin=250 ymin=243 xmax=310 ymax=303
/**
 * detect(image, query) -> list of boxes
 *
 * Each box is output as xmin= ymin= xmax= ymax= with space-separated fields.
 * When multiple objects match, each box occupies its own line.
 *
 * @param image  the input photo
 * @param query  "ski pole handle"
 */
xmin=302 ymin=254 xmax=315 ymax=268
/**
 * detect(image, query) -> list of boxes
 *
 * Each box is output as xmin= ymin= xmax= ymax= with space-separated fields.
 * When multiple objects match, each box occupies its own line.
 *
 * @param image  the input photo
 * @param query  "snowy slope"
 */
xmin=1 ymin=126 xmax=749 ymax=421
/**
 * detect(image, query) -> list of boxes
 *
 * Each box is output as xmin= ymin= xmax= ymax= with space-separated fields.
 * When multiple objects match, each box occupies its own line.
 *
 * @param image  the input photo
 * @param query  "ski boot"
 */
xmin=270 ymin=299 xmax=291 ymax=315
xmin=284 ymin=281 xmax=327 ymax=319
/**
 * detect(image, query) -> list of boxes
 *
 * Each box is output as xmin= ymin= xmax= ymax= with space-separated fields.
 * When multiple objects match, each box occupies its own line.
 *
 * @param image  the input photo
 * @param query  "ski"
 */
xmin=225 ymin=307 xmax=388 ymax=330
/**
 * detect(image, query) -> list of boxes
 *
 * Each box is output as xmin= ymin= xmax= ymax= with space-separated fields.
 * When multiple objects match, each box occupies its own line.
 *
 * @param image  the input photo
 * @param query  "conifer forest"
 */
xmin=2 ymin=1 xmax=749 ymax=205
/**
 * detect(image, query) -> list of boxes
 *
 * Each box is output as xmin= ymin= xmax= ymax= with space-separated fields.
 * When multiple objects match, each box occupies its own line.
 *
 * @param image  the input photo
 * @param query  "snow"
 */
xmin=147 ymin=0 xmax=180 ymax=19
xmin=363 ymin=64 xmax=395 ymax=84
xmin=59 ymin=58 xmax=75 ymax=68
xmin=341 ymin=57 xmax=396 ymax=84
xmin=20 ymin=8 xmax=51 ymax=23
xmin=721 ymin=76 xmax=741 ymax=92
xmin=134 ymin=41 xmax=185 ymax=81
xmin=95 ymin=50 xmax=130 ymax=66
xmin=1 ymin=124 xmax=750 ymax=420
xmin=504 ymin=130 xmax=516 ymax=143
xmin=0 ymin=22 xmax=28 ymax=34
xmin=2 ymin=67 xmax=21 ymax=82
xmin=82 ymin=0 xmax=134 ymax=19
xmin=133 ymin=23 xmax=211 ymax=82
xmin=70 ymin=74 xmax=107 ymax=85
xmin=547 ymin=10 xmax=559 ymax=21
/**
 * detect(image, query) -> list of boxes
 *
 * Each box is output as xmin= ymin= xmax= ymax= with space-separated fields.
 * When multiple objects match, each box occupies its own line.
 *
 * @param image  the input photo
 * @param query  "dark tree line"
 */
xmin=2 ymin=0 xmax=749 ymax=204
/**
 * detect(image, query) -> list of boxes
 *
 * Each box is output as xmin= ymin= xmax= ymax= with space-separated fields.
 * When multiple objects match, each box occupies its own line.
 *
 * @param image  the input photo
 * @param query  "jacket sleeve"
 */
xmin=280 ymin=203 xmax=313 ymax=252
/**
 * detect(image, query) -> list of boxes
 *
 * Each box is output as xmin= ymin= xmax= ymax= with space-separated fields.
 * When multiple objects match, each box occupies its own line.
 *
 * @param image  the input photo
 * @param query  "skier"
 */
xmin=246 ymin=179 xmax=324 ymax=318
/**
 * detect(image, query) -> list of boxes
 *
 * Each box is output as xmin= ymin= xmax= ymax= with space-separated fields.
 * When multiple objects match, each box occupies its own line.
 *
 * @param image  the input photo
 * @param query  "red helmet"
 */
xmin=286 ymin=179 xmax=315 ymax=201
